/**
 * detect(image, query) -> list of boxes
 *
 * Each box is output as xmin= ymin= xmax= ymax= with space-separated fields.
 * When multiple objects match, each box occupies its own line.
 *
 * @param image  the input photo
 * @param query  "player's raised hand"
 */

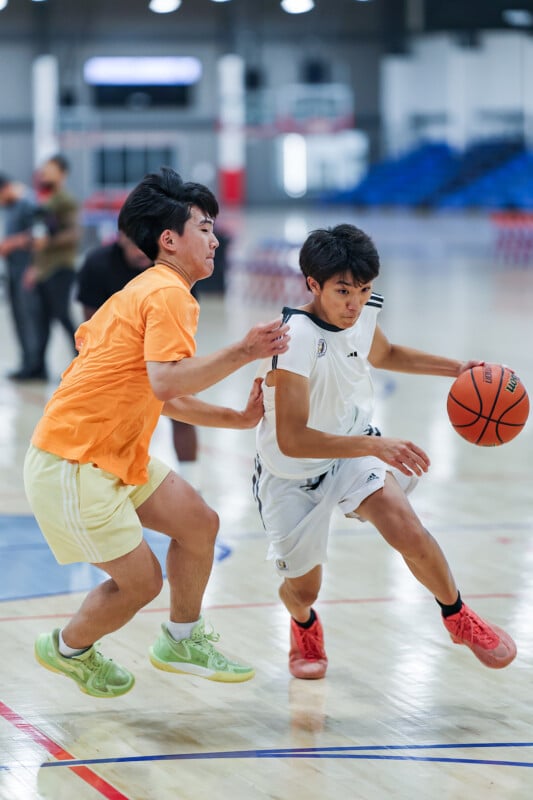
xmin=371 ymin=437 xmax=430 ymax=476
xmin=240 ymin=317 xmax=290 ymax=360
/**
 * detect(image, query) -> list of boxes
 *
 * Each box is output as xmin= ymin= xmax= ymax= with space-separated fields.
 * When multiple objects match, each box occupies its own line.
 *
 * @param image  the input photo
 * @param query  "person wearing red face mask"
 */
xmin=24 ymin=154 xmax=81 ymax=379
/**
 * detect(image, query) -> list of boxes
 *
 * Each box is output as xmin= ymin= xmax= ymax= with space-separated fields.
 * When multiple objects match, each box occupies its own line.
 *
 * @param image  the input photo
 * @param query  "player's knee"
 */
xmin=391 ymin=520 xmax=430 ymax=560
xmin=144 ymin=567 xmax=164 ymax=603
xmin=187 ymin=504 xmax=219 ymax=554
xmin=202 ymin=505 xmax=219 ymax=541
xmin=281 ymin=579 xmax=318 ymax=608
xmin=365 ymin=490 xmax=424 ymax=552
xmin=127 ymin=561 xmax=164 ymax=607
xmin=296 ymin=586 xmax=319 ymax=607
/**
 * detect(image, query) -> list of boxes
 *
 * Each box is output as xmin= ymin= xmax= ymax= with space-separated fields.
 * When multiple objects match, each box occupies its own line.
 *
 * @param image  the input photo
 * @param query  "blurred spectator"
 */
xmin=77 ymin=231 xmax=201 ymax=485
xmin=199 ymin=225 xmax=230 ymax=294
xmin=0 ymin=173 xmax=42 ymax=380
xmin=77 ymin=230 xmax=152 ymax=318
xmin=25 ymin=154 xmax=81 ymax=378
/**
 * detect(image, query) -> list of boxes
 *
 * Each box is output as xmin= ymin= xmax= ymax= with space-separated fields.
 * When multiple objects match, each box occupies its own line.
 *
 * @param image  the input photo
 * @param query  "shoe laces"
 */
xmin=294 ymin=623 xmax=325 ymax=660
xmin=190 ymin=622 xmax=220 ymax=646
xmin=450 ymin=608 xmax=499 ymax=648
xmin=188 ymin=623 xmax=229 ymax=665
xmin=79 ymin=647 xmax=114 ymax=677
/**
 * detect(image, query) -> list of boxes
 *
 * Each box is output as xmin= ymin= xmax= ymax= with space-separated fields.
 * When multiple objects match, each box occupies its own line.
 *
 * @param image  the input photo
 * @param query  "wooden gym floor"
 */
xmin=0 ymin=209 xmax=532 ymax=800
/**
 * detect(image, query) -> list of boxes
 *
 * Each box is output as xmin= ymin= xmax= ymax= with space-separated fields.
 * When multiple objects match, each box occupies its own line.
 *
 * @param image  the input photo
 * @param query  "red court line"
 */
xmin=0 ymin=593 xmax=515 ymax=624
xmin=0 ymin=700 xmax=130 ymax=800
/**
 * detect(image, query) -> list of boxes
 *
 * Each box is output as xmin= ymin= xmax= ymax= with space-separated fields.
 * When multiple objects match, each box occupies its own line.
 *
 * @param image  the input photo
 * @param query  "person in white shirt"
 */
xmin=254 ymin=223 xmax=516 ymax=679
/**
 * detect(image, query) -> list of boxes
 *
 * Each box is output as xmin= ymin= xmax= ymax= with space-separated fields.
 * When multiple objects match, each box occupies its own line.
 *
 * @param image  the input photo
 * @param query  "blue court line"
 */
xmin=1 ymin=742 xmax=529 ymax=772
xmin=0 ymin=515 xmax=231 ymax=602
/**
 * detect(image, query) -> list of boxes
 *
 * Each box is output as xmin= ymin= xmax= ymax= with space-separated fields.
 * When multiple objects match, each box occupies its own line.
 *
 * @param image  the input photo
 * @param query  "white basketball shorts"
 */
xmin=252 ymin=455 xmax=418 ymax=579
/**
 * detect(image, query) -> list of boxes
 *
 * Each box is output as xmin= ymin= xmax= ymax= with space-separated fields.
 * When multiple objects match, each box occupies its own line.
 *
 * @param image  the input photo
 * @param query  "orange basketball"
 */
xmin=447 ymin=364 xmax=529 ymax=446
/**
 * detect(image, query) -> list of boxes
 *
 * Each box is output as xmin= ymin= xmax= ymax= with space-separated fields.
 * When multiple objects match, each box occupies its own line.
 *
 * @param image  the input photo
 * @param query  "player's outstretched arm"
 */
xmin=162 ymin=378 xmax=265 ymax=430
xmin=147 ymin=318 xmax=289 ymax=401
xmin=368 ymin=325 xmax=483 ymax=378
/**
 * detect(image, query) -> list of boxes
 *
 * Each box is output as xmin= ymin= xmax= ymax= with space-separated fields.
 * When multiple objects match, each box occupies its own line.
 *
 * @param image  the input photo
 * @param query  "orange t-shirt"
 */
xmin=32 ymin=264 xmax=199 ymax=485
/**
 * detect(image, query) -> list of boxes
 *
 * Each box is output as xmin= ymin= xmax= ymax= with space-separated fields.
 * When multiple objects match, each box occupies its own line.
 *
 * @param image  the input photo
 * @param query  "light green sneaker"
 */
xmin=149 ymin=618 xmax=255 ymax=683
xmin=34 ymin=629 xmax=135 ymax=698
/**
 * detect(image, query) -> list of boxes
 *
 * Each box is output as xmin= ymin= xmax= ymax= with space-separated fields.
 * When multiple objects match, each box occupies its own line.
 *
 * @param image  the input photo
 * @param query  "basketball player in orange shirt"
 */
xmin=24 ymin=167 xmax=290 ymax=697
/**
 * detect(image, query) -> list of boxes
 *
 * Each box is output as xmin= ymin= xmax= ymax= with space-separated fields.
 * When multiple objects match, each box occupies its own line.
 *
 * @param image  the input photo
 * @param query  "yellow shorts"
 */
xmin=23 ymin=445 xmax=171 ymax=565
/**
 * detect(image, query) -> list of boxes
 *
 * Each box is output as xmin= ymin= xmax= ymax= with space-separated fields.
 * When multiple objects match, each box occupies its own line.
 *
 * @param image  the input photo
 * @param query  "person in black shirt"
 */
xmin=76 ymin=231 xmax=152 ymax=318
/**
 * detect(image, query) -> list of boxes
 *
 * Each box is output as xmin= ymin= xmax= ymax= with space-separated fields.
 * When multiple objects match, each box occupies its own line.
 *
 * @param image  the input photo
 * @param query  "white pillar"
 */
xmin=32 ymin=54 xmax=59 ymax=168
xmin=381 ymin=55 xmax=413 ymax=156
xmin=217 ymin=53 xmax=246 ymax=205
xmin=447 ymin=46 xmax=477 ymax=150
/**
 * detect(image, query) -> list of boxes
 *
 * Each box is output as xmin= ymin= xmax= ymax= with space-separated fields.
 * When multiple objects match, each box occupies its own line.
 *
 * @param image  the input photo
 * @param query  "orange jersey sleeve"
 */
xmin=32 ymin=265 xmax=199 ymax=485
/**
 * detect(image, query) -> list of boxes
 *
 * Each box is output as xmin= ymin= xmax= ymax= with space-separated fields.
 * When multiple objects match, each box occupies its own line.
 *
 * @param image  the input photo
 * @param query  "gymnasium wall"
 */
xmin=0 ymin=43 xmax=34 ymax=183
xmin=0 ymin=1 xmax=529 ymax=206
xmin=382 ymin=31 xmax=533 ymax=155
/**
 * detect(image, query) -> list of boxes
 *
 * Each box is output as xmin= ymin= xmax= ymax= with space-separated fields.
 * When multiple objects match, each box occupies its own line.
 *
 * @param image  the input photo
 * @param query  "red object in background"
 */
xmin=83 ymin=191 xmax=129 ymax=212
xmin=219 ymin=169 xmax=245 ymax=206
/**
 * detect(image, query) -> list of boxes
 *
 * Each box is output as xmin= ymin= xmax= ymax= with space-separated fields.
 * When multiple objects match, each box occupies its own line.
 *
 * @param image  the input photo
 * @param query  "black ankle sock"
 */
xmin=436 ymin=591 xmax=463 ymax=618
xmin=294 ymin=608 xmax=317 ymax=629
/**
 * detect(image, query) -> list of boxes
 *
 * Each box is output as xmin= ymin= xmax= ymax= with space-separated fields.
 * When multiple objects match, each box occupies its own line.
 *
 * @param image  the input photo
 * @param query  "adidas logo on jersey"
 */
xmin=346 ymin=351 xmax=358 ymax=358
xmin=365 ymin=472 xmax=380 ymax=483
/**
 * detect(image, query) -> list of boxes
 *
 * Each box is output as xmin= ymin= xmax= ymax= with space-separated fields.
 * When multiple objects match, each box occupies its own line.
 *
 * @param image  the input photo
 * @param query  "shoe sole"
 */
xmin=149 ymin=651 xmax=255 ymax=683
xmin=449 ymin=624 xmax=517 ymax=669
xmin=289 ymin=670 xmax=327 ymax=680
xmin=289 ymin=662 xmax=328 ymax=680
xmin=34 ymin=646 xmax=135 ymax=698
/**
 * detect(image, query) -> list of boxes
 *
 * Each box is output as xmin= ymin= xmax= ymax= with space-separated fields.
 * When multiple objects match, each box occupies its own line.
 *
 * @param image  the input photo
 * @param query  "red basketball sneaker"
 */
xmin=289 ymin=612 xmax=328 ymax=679
xmin=443 ymin=604 xmax=516 ymax=669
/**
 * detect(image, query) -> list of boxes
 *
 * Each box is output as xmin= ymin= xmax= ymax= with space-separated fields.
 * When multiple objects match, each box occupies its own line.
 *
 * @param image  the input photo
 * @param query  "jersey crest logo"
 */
xmin=276 ymin=559 xmax=289 ymax=571
xmin=317 ymin=338 xmax=327 ymax=357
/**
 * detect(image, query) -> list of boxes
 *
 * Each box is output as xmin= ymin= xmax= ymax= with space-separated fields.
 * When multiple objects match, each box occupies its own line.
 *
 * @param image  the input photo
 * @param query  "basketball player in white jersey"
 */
xmin=253 ymin=223 xmax=516 ymax=679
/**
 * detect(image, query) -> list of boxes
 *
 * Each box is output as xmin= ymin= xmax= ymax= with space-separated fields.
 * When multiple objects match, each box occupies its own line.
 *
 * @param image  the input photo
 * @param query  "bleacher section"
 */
xmin=349 ymin=143 xmax=457 ymax=208
xmin=325 ymin=138 xmax=531 ymax=211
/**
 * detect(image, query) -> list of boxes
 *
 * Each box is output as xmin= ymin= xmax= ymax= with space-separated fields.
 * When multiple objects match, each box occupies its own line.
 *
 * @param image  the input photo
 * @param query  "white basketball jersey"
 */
xmin=256 ymin=293 xmax=383 ymax=479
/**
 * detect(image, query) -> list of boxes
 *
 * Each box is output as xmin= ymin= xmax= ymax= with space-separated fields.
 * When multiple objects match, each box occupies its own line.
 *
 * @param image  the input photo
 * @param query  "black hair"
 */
xmin=118 ymin=166 xmax=219 ymax=262
xmin=0 ymin=173 xmax=12 ymax=190
xmin=299 ymin=224 xmax=380 ymax=288
xmin=47 ymin=154 xmax=70 ymax=173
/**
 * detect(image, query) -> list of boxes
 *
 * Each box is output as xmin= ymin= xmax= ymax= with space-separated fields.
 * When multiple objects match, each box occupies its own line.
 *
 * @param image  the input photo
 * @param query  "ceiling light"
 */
xmin=84 ymin=56 xmax=201 ymax=85
xmin=0 ymin=0 xmax=7 ymax=9
xmin=281 ymin=0 xmax=315 ymax=14
xmin=148 ymin=0 xmax=182 ymax=13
